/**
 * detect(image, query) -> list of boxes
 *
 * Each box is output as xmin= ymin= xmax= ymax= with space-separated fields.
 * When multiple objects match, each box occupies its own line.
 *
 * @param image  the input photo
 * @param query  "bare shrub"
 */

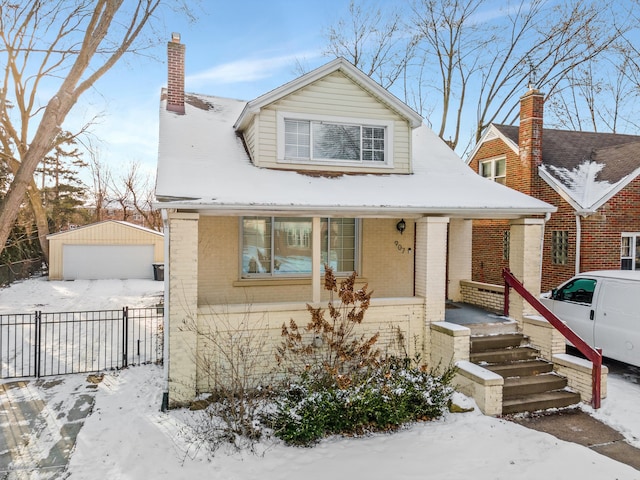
xmin=178 ymin=305 xmax=275 ymax=456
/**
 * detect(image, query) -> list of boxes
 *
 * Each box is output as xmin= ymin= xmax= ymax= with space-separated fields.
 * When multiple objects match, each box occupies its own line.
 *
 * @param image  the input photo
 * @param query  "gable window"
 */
xmin=279 ymin=112 xmax=392 ymax=166
xmin=621 ymin=234 xmax=640 ymax=270
xmin=242 ymin=217 xmax=358 ymax=277
xmin=551 ymin=230 xmax=569 ymax=265
xmin=479 ymin=157 xmax=506 ymax=184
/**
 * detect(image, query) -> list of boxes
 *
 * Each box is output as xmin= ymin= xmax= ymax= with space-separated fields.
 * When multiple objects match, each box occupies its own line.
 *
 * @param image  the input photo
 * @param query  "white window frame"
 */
xmin=240 ymin=217 xmax=361 ymax=279
xmin=277 ymin=111 xmax=394 ymax=168
xmin=479 ymin=156 xmax=506 ymax=184
xmin=621 ymin=233 xmax=640 ymax=270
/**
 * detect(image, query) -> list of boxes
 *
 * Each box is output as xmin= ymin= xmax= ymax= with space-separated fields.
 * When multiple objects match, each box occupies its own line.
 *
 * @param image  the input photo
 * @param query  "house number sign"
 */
xmin=394 ymin=240 xmax=411 ymax=254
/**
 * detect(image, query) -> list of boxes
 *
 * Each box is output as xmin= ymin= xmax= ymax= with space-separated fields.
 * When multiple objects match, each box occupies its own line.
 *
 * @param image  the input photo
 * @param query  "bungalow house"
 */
xmin=155 ymin=34 xmax=559 ymax=410
xmin=468 ymin=88 xmax=640 ymax=292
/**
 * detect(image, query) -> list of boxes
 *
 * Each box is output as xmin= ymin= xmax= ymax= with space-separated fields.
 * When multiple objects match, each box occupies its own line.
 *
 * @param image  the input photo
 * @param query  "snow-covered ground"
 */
xmin=0 ymin=277 xmax=164 ymax=313
xmin=1 ymin=278 xmax=640 ymax=479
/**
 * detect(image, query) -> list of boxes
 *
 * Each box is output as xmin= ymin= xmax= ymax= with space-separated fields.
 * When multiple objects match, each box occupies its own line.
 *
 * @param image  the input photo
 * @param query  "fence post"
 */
xmin=123 ymin=307 xmax=129 ymax=368
xmin=35 ymin=311 xmax=42 ymax=378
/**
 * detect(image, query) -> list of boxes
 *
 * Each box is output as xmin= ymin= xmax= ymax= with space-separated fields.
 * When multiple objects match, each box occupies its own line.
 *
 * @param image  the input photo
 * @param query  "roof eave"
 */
xmin=233 ymin=57 xmax=423 ymax=132
xmin=153 ymin=201 xmax=555 ymax=219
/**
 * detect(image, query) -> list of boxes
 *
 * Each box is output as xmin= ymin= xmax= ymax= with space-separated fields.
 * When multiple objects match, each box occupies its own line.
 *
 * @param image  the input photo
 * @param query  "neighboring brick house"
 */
xmin=468 ymin=88 xmax=640 ymax=292
xmin=155 ymin=35 xmax=554 ymax=408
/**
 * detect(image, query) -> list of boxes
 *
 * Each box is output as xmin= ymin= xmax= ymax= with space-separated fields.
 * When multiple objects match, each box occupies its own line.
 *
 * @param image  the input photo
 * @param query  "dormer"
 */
xmin=233 ymin=58 xmax=423 ymax=175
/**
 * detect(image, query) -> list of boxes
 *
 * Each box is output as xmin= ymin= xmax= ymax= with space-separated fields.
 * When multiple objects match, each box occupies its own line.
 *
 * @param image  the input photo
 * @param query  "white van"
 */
xmin=540 ymin=270 xmax=640 ymax=367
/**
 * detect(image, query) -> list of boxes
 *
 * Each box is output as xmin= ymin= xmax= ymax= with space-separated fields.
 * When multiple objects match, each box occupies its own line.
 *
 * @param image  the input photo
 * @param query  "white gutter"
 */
xmin=541 ymin=212 xmax=551 ymax=287
xmin=160 ymin=208 xmax=170 ymax=412
xmin=575 ymin=213 xmax=581 ymax=276
xmin=151 ymin=202 xmax=556 ymax=219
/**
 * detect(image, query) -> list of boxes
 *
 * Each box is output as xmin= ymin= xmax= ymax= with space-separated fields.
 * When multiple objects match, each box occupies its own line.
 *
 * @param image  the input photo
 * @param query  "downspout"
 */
xmin=160 ymin=208 xmax=170 ymax=412
xmin=575 ymin=213 xmax=581 ymax=276
xmin=540 ymin=212 xmax=551 ymax=286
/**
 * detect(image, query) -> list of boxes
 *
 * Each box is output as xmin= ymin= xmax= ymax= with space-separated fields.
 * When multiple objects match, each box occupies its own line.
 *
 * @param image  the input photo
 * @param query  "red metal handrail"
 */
xmin=502 ymin=268 xmax=602 ymax=409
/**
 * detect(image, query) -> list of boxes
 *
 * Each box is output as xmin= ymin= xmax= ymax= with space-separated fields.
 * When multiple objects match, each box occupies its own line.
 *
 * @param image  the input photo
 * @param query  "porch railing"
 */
xmin=502 ymin=268 xmax=602 ymax=409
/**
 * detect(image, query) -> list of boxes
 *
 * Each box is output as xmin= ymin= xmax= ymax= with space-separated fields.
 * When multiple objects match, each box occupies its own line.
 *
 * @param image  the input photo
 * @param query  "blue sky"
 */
xmin=72 ymin=0 xmax=365 ymax=183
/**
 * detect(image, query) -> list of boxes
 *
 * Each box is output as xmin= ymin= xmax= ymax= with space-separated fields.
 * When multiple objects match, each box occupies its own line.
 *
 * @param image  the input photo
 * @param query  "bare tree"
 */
xmin=325 ymin=0 xmax=628 ymax=153
xmin=324 ymin=0 xmax=417 ymax=90
xmin=410 ymin=0 xmax=490 ymax=148
xmin=87 ymin=149 xmax=113 ymax=224
xmin=0 ymin=0 xmax=187 ymax=260
xmin=120 ymin=161 xmax=162 ymax=231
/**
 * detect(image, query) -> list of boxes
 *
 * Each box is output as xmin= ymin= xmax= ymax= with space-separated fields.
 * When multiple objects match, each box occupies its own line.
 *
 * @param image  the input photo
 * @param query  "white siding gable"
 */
xmin=241 ymin=71 xmax=412 ymax=174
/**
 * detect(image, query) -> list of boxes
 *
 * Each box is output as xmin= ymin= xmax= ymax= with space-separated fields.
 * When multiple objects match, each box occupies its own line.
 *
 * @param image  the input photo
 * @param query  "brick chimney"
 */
xmin=518 ymin=88 xmax=544 ymax=195
xmin=167 ymin=32 xmax=185 ymax=114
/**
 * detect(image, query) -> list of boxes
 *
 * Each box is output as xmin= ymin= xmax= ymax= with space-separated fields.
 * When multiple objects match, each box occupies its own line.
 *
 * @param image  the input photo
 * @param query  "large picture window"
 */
xmin=242 ymin=217 xmax=357 ymax=277
xmin=279 ymin=112 xmax=391 ymax=166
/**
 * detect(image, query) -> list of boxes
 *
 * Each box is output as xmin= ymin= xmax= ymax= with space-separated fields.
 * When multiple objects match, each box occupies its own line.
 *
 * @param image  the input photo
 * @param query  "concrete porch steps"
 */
xmin=502 ymin=391 xmax=582 ymax=415
xmin=470 ymin=332 xmax=580 ymax=415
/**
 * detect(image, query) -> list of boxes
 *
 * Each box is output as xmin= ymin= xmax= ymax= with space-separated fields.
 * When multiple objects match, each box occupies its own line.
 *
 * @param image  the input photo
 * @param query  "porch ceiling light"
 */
xmin=396 ymin=219 xmax=406 ymax=235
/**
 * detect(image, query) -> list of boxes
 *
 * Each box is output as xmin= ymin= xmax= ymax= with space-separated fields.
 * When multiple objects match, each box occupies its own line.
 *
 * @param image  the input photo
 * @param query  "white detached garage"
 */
xmin=47 ymin=221 xmax=164 ymax=281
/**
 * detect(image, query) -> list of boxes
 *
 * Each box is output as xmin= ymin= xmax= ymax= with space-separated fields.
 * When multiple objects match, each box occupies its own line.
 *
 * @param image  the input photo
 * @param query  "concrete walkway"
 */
xmin=509 ymin=408 xmax=640 ymax=471
xmin=0 ymin=375 xmax=98 ymax=479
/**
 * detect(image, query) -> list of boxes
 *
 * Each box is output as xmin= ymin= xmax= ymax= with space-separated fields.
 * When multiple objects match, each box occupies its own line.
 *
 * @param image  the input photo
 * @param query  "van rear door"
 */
xmin=594 ymin=279 xmax=640 ymax=367
xmin=542 ymin=276 xmax=598 ymax=347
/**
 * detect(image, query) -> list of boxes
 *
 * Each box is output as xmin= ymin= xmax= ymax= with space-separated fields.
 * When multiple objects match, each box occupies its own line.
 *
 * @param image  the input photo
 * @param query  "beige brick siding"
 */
xmin=454 ymin=361 xmax=503 ymax=416
xmin=522 ymin=316 xmax=566 ymax=360
xmin=459 ymin=280 xmax=505 ymax=313
xmin=447 ymin=219 xmax=472 ymax=302
xmin=415 ymin=217 xmax=449 ymax=322
xmin=193 ymin=298 xmax=425 ymax=393
xmin=430 ymin=322 xmax=470 ymax=370
xmin=168 ymin=212 xmax=199 ymax=407
xmin=553 ymin=354 xmax=608 ymax=404
xmin=508 ymin=218 xmax=544 ymax=323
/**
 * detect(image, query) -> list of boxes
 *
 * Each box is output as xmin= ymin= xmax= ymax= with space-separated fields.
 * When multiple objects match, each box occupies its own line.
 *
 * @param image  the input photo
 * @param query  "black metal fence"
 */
xmin=0 ymin=307 xmax=163 ymax=379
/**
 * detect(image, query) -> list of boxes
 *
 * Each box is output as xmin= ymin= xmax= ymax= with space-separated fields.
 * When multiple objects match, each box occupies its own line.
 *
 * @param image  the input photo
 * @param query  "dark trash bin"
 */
xmin=152 ymin=263 xmax=165 ymax=281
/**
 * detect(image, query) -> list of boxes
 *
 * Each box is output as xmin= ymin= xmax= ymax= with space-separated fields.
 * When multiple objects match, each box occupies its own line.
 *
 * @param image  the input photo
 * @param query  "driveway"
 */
xmin=0 ymin=375 xmax=99 ymax=479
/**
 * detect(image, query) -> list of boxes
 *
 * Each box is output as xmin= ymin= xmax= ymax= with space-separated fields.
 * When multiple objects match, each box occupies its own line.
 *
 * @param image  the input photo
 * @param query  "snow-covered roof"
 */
xmin=492 ymin=124 xmax=640 ymax=213
xmin=46 ymin=220 xmax=163 ymax=239
xmin=155 ymin=93 xmax=553 ymax=219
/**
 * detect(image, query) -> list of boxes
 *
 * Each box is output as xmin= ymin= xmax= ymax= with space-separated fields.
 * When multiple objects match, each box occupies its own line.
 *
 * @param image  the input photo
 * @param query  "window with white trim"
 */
xmin=242 ymin=217 xmax=358 ymax=277
xmin=479 ymin=157 xmax=506 ymax=185
xmin=621 ymin=234 xmax=640 ymax=270
xmin=278 ymin=112 xmax=392 ymax=166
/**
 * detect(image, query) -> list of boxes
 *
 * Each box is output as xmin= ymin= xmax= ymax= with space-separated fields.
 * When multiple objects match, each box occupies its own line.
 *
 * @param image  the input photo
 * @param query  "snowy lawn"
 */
xmin=2 ymin=278 xmax=640 ymax=479
xmin=63 ymin=365 xmax=640 ymax=480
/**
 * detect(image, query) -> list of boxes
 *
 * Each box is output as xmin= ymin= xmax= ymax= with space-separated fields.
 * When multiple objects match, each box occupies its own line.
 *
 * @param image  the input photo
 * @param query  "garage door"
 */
xmin=63 ymin=245 xmax=155 ymax=280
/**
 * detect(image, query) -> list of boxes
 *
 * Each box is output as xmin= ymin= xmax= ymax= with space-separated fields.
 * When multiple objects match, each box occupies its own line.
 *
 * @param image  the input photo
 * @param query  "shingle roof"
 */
xmin=493 ymin=124 xmax=640 ymax=210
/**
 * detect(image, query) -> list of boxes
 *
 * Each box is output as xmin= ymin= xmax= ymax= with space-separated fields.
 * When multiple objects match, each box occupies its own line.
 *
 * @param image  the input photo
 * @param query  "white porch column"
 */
xmin=415 ymin=217 xmax=450 ymax=323
xmin=168 ymin=212 xmax=199 ymax=407
xmin=508 ymin=217 xmax=544 ymax=325
xmin=312 ymin=217 xmax=321 ymax=304
xmin=447 ymin=218 xmax=472 ymax=302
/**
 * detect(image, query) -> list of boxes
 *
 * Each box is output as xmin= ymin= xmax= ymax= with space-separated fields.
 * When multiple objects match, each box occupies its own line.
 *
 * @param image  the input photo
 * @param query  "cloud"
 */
xmin=186 ymin=50 xmax=322 ymax=86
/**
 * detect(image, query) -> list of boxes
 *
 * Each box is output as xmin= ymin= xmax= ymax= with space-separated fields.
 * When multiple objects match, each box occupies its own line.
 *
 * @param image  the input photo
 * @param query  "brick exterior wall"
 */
xmin=469 ymin=92 xmax=640 ymax=292
xmin=167 ymin=34 xmax=185 ymax=114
